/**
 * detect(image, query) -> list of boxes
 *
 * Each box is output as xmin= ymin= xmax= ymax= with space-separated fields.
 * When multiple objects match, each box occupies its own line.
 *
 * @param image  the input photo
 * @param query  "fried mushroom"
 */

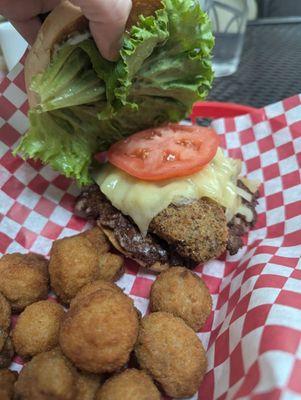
xmin=12 ymin=300 xmax=65 ymax=359
xmin=0 ymin=293 xmax=11 ymax=332
xmin=14 ymin=348 xmax=78 ymax=400
xmin=0 ymin=335 xmax=14 ymax=369
xmin=75 ymin=371 xmax=103 ymax=400
xmin=135 ymin=312 xmax=207 ymax=398
xmin=0 ymin=253 xmax=49 ymax=312
xmin=70 ymin=280 xmax=123 ymax=310
xmin=98 ymin=253 xmax=124 ymax=283
xmin=49 ymin=227 xmax=123 ymax=304
xmin=0 ymin=369 xmax=18 ymax=400
xmin=150 ymin=267 xmax=212 ymax=331
xmin=60 ymin=290 xmax=139 ymax=374
xmin=96 ymin=369 xmax=160 ymax=400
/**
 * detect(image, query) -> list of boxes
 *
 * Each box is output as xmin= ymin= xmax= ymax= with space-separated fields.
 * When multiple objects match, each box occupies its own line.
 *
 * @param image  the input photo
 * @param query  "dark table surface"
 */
xmin=207 ymin=17 xmax=301 ymax=108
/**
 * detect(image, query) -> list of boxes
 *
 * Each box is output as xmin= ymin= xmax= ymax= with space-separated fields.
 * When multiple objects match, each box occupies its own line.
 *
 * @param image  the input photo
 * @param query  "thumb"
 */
xmin=71 ymin=0 xmax=132 ymax=61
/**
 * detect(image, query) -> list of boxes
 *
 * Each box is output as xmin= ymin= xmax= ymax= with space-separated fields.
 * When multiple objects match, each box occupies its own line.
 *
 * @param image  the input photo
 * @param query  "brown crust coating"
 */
xmin=150 ymin=267 xmax=212 ymax=331
xmin=49 ymin=227 xmax=110 ymax=304
xmin=70 ymin=280 xmax=123 ymax=310
xmin=59 ymin=290 xmax=139 ymax=373
xmin=96 ymin=368 xmax=161 ymax=400
xmin=135 ymin=312 xmax=207 ymax=398
xmin=0 ymin=253 xmax=49 ymax=312
xmin=14 ymin=348 xmax=78 ymax=400
xmin=0 ymin=335 xmax=14 ymax=369
xmin=150 ymin=197 xmax=228 ymax=264
xmin=75 ymin=372 xmax=103 ymax=400
xmin=98 ymin=252 xmax=125 ymax=282
xmin=0 ymin=329 xmax=5 ymax=355
xmin=0 ymin=369 xmax=18 ymax=400
xmin=82 ymin=227 xmax=111 ymax=254
xmin=12 ymin=300 xmax=65 ymax=359
xmin=0 ymin=293 xmax=11 ymax=332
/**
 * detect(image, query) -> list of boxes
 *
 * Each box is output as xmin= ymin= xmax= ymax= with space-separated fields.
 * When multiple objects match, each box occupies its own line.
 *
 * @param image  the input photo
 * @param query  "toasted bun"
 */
xmin=101 ymin=227 xmax=169 ymax=273
xmin=25 ymin=0 xmax=162 ymax=108
xmin=25 ymin=1 xmax=87 ymax=107
xmin=127 ymin=0 xmax=163 ymax=28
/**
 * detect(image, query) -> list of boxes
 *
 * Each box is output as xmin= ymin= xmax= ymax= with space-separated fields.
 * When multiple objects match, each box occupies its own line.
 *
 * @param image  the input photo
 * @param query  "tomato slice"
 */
xmin=107 ymin=124 xmax=220 ymax=181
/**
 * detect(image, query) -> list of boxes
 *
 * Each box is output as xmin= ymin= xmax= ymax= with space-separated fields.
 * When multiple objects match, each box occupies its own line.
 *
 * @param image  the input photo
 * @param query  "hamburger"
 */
xmin=75 ymin=127 xmax=259 ymax=271
xmin=18 ymin=0 xmax=259 ymax=271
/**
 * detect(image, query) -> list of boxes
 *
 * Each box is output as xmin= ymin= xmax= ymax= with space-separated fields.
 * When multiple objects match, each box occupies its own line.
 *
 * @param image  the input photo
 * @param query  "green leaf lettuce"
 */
xmin=15 ymin=0 xmax=214 ymax=185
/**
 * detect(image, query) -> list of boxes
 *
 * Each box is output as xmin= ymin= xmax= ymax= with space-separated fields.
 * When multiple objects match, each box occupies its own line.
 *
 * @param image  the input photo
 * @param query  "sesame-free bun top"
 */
xmin=25 ymin=0 xmax=162 ymax=108
xmin=25 ymin=1 xmax=86 ymax=107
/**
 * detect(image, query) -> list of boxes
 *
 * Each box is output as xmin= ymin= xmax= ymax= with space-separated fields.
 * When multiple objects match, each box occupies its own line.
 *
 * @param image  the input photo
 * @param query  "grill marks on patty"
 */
xmin=75 ymin=183 xmax=258 ymax=268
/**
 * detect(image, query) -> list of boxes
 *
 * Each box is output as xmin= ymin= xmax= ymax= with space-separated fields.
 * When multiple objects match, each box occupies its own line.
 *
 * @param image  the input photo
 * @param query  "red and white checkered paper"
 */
xmin=1 ymin=58 xmax=301 ymax=400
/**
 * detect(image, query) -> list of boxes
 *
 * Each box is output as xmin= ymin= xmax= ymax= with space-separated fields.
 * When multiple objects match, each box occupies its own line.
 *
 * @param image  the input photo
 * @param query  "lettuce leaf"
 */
xmin=18 ymin=106 xmax=104 ymax=183
xmin=16 ymin=0 xmax=214 ymax=185
xmin=116 ymin=0 xmax=213 ymax=109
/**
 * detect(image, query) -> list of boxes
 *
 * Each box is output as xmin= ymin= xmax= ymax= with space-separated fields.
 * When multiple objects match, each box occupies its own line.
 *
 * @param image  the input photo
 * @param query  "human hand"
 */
xmin=0 ymin=0 xmax=132 ymax=60
xmin=71 ymin=0 xmax=132 ymax=60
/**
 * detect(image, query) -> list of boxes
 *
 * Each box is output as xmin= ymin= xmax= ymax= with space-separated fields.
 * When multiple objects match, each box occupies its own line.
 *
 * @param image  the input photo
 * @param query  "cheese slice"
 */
xmin=94 ymin=148 xmax=252 ymax=236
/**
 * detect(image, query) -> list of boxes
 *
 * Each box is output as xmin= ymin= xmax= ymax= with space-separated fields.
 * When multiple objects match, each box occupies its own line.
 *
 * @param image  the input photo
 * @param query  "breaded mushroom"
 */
xmin=0 ymin=253 xmax=49 ymax=312
xmin=96 ymin=369 xmax=161 ymax=400
xmin=135 ymin=312 xmax=207 ymax=398
xmin=0 ymin=329 xmax=6 ymax=356
xmin=0 ymin=293 xmax=11 ymax=332
xmin=60 ymin=290 xmax=139 ymax=374
xmin=12 ymin=300 xmax=65 ymax=359
xmin=98 ymin=253 xmax=124 ymax=283
xmin=70 ymin=280 xmax=122 ymax=309
xmin=0 ymin=369 xmax=18 ymax=400
xmin=14 ymin=348 xmax=78 ymax=400
xmin=75 ymin=372 xmax=103 ymax=400
xmin=49 ymin=227 xmax=124 ymax=304
xmin=150 ymin=197 xmax=228 ymax=264
xmin=49 ymin=227 xmax=108 ymax=304
xmin=0 ymin=295 xmax=14 ymax=367
xmin=150 ymin=267 xmax=212 ymax=331
xmin=0 ymin=335 xmax=14 ymax=369
xmin=14 ymin=347 xmax=102 ymax=400
xmin=83 ymin=227 xmax=111 ymax=252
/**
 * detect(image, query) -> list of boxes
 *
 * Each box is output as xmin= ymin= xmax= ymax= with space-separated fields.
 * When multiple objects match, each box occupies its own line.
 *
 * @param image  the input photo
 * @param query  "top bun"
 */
xmin=25 ymin=0 xmax=162 ymax=107
xmin=25 ymin=1 xmax=87 ymax=107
